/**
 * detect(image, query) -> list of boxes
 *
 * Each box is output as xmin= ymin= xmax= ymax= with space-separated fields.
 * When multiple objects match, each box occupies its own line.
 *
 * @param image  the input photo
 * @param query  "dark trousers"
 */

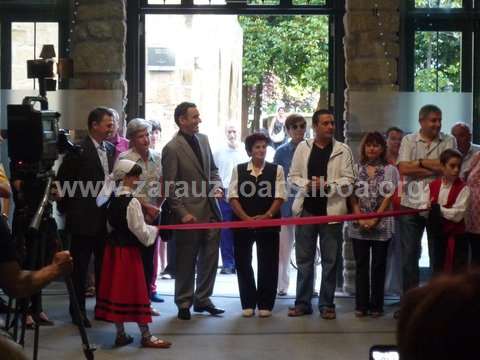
xmin=69 ymin=234 xmax=105 ymax=318
xmin=352 ymin=238 xmax=390 ymax=313
xmin=219 ymin=198 xmax=235 ymax=269
xmin=233 ymin=230 xmax=279 ymax=311
xmin=141 ymin=240 xmax=156 ymax=297
xmin=437 ymin=232 xmax=480 ymax=272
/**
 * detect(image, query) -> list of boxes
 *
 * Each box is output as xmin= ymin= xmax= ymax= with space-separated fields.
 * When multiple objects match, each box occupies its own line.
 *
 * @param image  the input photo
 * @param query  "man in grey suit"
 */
xmin=162 ymin=102 xmax=224 ymax=320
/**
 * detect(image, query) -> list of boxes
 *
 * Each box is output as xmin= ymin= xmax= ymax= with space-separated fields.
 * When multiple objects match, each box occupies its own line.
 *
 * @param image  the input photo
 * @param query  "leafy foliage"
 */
xmin=415 ymin=31 xmax=461 ymax=92
xmin=415 ymin=0 xmax=462 ymax=8
xmin=239 ymin=16 xmax=329 ymax=123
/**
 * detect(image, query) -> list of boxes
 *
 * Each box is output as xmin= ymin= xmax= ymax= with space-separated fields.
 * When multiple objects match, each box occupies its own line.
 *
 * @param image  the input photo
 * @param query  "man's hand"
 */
xmin=49 ymin=183 xmax=62 ymax=201
xmin=52 ymin=251 xmax=73 ymax=276
xmin=181 ymin=214 xmax=197 ymax=224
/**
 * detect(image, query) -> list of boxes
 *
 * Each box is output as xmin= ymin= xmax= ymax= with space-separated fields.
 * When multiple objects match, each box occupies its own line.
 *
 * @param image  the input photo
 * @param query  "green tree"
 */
xmin=238 ymin=16 xmax=328 ymax=130
xmin=415 ymin=0 xmax=462 ymax=8
xmin=415 ymin=31 xmax=461 ymax=92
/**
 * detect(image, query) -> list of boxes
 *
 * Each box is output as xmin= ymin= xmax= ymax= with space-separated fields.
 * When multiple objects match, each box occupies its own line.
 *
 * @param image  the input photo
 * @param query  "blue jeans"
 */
xmin=294 ymin=210 xmax=343 ymax=311
xmin=219 ymin=198 xmax=235 ymax=269
xmin=399 ymin=213 xmax=427 ymax=293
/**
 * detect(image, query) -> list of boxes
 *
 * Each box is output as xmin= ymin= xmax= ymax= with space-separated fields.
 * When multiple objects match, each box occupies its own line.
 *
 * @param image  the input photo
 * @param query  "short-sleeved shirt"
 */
xmin=398 ymin=131 xmax=456 ymax=209
xmin=119 ymin=148 xmax=162 ymax=205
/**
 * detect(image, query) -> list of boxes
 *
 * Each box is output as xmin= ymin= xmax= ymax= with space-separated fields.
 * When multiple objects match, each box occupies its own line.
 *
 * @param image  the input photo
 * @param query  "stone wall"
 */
xmin=69 ymin=0 xmax=127 ymax=128
xmin=342 ymin=0 xmax=401 ymax=294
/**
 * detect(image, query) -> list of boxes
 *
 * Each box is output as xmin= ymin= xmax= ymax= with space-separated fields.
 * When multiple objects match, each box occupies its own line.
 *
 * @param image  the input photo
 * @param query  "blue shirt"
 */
xmin=274 ymin=140 xmax=300 ymax=217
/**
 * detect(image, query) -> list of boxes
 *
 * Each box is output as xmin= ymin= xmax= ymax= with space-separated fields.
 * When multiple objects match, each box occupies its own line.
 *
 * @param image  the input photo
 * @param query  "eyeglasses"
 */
xmin=291 ymin=123 xmax=306 ymax=130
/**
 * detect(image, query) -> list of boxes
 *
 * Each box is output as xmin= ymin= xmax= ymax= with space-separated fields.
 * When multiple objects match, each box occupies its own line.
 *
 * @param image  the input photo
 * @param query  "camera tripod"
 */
xmin=4 ymin=175 xmax=95 ymax=360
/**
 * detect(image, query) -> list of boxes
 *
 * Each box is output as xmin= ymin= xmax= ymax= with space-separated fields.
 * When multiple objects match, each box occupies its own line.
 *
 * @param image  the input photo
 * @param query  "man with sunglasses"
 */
xmin=287 ymin=109 xmax=355 ymax=319
xmin=274 ymin=114 xmax=307 ymax=296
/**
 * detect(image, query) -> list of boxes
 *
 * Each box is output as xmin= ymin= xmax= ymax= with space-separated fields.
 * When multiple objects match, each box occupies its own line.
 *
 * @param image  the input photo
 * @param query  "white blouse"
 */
xmin=108 ymin=189 xmax=158 ymax=247
xmin=227 ymin=161 xmax=287 ymax=201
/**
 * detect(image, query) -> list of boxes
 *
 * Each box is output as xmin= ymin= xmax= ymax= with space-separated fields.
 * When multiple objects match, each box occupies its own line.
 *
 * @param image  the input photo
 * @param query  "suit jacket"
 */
xmin=162 ymin=132 xmax=222 ymax=223
xmin=57 ymin=136 xmax=115 ymax=237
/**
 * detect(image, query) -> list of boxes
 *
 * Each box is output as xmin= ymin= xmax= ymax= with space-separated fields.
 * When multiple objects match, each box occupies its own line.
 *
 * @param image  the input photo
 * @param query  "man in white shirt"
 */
xmin=398 ymin=104 xmax=456 ymax=296
xmin=213 ymin=123 xmax=248 ymax=274
xmin=451 ymin=122 xmax=480 ymax=179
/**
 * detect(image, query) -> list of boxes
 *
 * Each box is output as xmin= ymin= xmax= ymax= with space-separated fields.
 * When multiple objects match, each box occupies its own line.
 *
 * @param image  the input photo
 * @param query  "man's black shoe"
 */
xmin=178 ymin=308 xmax=191 ymax=320
xmin=193 ymin=305 xmax=225 ymax=316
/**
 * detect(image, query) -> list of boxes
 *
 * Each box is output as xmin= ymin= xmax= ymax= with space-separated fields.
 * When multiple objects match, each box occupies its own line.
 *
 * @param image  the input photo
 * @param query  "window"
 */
xmin=414 ymin=31 xmax=462 ymax=92
xmin=131 ymin=0 xmax=344 ymax=140
xmin=11 ymin=22 xmax=59 ymax=90
xmin=415 ymin=0 xmax=462 ymax=8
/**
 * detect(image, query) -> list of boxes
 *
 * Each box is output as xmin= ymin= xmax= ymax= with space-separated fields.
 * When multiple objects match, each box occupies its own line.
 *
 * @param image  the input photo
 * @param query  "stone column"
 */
xmin=68 ymin=0 xmax=127 ymax=128
xmin=342 ymin=0 xmax=400 ymax=294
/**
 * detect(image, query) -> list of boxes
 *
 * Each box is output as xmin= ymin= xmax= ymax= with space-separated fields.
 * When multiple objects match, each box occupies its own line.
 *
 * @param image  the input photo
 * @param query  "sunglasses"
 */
xmin=291 ymin=123 xmax=306 ymax=130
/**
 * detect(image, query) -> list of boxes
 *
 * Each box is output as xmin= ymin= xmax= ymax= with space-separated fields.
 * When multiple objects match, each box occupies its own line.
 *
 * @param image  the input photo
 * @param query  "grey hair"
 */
xmin=451 ymin=122 xmax=471 ymax=135
xmin=109 ymin=108 xmax=120 ymax=123
xmin=126 ymin=118 xmax=152 ymax=140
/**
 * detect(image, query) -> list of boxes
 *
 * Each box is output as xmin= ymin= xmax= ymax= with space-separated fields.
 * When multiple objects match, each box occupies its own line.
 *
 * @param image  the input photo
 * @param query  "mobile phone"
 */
xmin=369 ymin=345 xmax=400 ymax=360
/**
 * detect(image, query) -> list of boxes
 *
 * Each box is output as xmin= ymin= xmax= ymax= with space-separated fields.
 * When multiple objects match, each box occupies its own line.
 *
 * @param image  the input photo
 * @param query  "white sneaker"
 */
xmin=242 ymin=308 xmax=255 ymax=317
xmin=258 ymin=310 xmax=272 ymax=318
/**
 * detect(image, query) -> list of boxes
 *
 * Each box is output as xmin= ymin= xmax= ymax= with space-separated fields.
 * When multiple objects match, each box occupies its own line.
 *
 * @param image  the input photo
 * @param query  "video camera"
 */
xmin=5 ymin=44 xmax=79 ymax=180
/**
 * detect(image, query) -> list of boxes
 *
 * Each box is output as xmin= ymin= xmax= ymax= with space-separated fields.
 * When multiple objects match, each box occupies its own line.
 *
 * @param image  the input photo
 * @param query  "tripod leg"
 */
xmin=65 ymin=276 xmax=96 ymax=360
xmin=54 ymin=222 xmax=95 ymax=360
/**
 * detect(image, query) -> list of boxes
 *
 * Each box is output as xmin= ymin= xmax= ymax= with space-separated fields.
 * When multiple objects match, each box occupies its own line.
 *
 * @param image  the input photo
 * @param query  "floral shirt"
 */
xmin=348 ymin=163 xmax=399 ymax=241
xmin=466 ymin=153 xmax=480 ymax=234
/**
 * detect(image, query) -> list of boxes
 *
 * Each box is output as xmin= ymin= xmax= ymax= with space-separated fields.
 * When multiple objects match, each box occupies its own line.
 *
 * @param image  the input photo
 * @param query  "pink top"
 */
xmin=108 ymin=134 xmax=129 ymax=160
xmin=466 ymin=152 xmax=480 ymax=234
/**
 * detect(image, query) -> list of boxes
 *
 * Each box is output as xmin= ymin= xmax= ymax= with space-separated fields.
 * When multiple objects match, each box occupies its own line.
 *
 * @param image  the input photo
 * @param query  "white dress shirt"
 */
xmin=89 ymin=135 xmax=109 ymax=179
xmin=422 ymin=181 xmax=471 ymax=223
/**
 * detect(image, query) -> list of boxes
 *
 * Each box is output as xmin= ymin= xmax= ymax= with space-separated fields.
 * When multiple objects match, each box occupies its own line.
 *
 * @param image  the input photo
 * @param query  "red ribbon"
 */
xmin=157 ymin=209 xmax=422 ymax=231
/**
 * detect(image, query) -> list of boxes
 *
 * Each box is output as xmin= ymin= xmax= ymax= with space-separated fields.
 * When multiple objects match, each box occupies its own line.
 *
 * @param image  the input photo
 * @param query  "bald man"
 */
xmin=451 ymin=123 xmax=480 ymax=179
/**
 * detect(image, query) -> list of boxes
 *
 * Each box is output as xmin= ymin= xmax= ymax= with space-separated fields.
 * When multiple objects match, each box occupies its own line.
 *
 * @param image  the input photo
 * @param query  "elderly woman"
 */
xmin=228 ymin=132 xmax=286 ymax=318
xmin=119 ymin=118 xmax=164 ymax=308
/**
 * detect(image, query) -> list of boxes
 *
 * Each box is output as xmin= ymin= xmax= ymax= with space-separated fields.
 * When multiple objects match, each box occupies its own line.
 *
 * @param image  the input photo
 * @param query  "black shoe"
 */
xmin=220 ymin=267 xmax=236 ymax=275
xmin=178 ymin=308 xmax=191 ymax=320
xmin=193 ymin=305 xmax=225 ymax=316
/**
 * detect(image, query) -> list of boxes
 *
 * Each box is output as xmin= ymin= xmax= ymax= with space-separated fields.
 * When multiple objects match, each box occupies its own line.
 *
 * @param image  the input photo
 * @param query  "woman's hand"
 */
xmin=253 ymin=214 xmax=269 ymax=221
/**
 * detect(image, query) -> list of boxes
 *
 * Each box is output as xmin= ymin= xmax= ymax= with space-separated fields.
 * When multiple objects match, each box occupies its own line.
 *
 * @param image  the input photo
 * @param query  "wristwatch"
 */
xmin=418 ymin=159 xmax=425 ymax=168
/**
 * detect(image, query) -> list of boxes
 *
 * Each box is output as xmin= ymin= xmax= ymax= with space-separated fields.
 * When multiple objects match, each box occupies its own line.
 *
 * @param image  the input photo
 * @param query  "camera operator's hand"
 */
xmin=52 ymin=251 xmax=73 ymax=276
xmin=49 ymin=182 xmax=62 ymax=201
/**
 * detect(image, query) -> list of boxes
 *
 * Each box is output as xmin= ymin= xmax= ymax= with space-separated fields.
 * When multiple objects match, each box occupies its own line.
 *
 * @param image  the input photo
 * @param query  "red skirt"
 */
xmin=95 ymin=244 xmax=152 ymax=324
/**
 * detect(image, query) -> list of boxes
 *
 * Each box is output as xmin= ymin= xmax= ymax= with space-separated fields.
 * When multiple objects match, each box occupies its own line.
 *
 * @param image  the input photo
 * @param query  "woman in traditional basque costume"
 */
xmin=95 ymin=159 xmax=171 ymax=348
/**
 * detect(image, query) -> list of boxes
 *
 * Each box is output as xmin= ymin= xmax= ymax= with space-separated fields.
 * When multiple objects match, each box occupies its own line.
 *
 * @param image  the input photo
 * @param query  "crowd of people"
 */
xmin=1 ymin=101 xmax=480 ymax=352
